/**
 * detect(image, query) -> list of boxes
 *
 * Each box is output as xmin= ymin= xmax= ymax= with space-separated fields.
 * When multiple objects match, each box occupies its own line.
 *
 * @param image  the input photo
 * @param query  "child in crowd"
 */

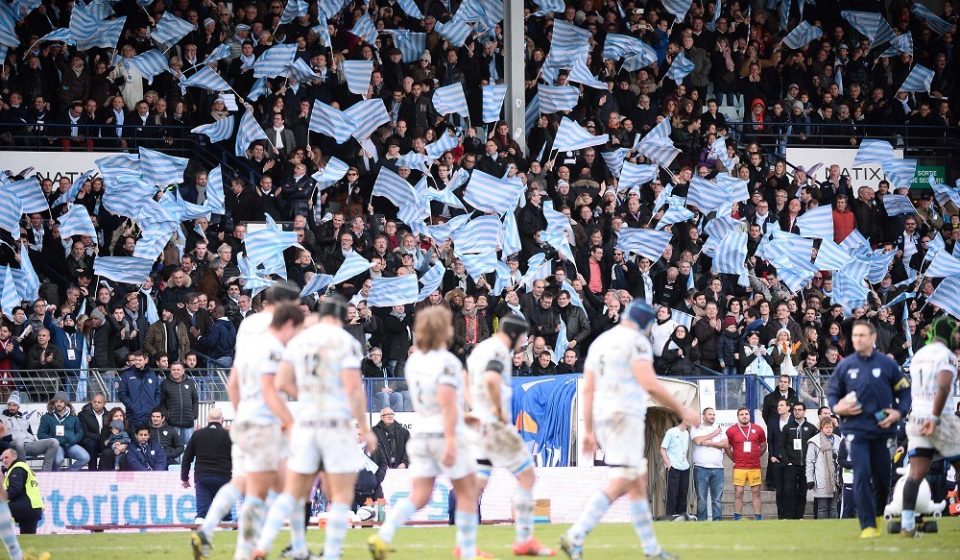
xmin=105 ymin=420 xmax=130 ymax=470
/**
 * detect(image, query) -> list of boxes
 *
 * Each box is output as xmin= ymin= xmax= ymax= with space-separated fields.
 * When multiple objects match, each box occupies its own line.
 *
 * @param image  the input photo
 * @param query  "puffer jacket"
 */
xmin=37 ymin=403 xmax=83 ymax=448
xmin=159 ymin=375 xmax=199 ymax=429
xmin=1 ymin=410 xmax=38 ymax=445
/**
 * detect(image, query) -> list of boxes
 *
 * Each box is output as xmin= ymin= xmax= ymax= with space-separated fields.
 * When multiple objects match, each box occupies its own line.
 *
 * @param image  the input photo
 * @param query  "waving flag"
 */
xmin=882 ymin=159 xmax=917 ymax=189
xmin=205 ymin=165 xmax=225 ymax=215
xmin=247 ymin=77 xmax=269 ymax=101
xmin=299 ymin=273 xmax=334 ymax=298
xmin=245 ymin=227 xmax=299 ymax=267
xmin=452 ymin=215 xmax=502 ymax=255
xmin=350 ymin=12 xmax=377 ymax=43
xmin=881 ymin=33 xmax=913 ymax=57
xmin=782 ymin=21 xmax=822 ymax=49
xmin=3 ymin=177 xmax=47 ymax=213
xmin=58 ymin=205 xmax=97 ymax=239
xmin=0 ymin=189 xmax=21 ymax=238
xmin=367 ymin=274 xmax=418 ymax=307
xmin=0 ymin=2 xmax=19 ymax=48
xmin=311 ymin=157 xmax=349 ymax=189
xmin=235 ymin=107 xmax=269 ymax=157
xmin=482 ymin=84 xmax=508 ymax=123
xmin=814 ymin=239 xmax=849 ymax=271
xmin=686 ymin=176 xmax=738 ymax=213
xmin=912 ymin=4 xmax=954 ymax=36
xmin=372 ymin=167 xmax=418 ymax=208
xmin=924 ymin=250 xmax=960 ymax=278
xmin=928 ymin=276 xmax=960 ymax=319
xmin=330 ymin=251 xmax=372 ymax=285
xmin=568 ymin=53 xmax=607 ymax=90
xmin=0 ymin=267 xmax=18 ymax=320
xmin=840 ymin=229 xmax=870 ymax=252
xmin=343 ymin=99 xmax=389 ymax=140
xmin=342 ymin=60 xmax=374 ymax=95
xmin=866 ymin=250 xmax=898 ymax=283
xmin=662 ymin=0 xmax=692 ymax=20
xmin=432 ymin=83 xmax=470 ymax=118
xmin=102 ymin=179 xmax=155 ymax=218
xmin=417 ymin=262 xmax=445 ymax=301
xmin=604 ymin=33 xmax=648 ymax=60
xmin=151 ymin=12 xmax=194 ymax=47
xmin=553 ymin=117 xmax=607 ymax=152
xmin=138 ymin=147 xmax=188 ymax=187
xmin=76 ymin=16 xmax=126 ymax=50
xmin=13 ymin=242 xmax=39 ymax=302
xmin=435 ymin=19 xmax=473 ymax=47
xmin=618 ymin=162 xmax=658 ymax=191
xmin=658 ymin=201 xmax=695 ymax=228
xmin=285 ymin=58 xmax=319 ymax=82
xmin=94 ymin=256 xmax=155 ymax=284
xmin=426 ymin=131 xmax=460 ymax=158
xmin=538 ymin=85 xmax=579 ymax=114
xmin=833 ymin=268 xmax=869 ymax=311
xmin=713 ymin=230 xmax=748 ymax=280
xmin=126 ymin=50 xmax=169 ymax=84
xmin=201 ymin=43 xmax=232 ymax=66
xmin=309 ymin=101 xmax=357 ymax=143
xmin=35 ymin=27 xmax=73 ymax=45
xmin=881 ymin=194 xmax=916 ymax=216
xmin=533 ymin=0 xmax=564 ymax=16
xmin=841 ymin=10 xmax=897 ymax=47
xmin=616 ymin=228 xmax=673 ymax=261
xmin=388 ymin=29 xmax=426 ymax=63
xmin=280 ymin=0 xmax=309 ymax=24
xmin=899 ymin=64 xmax=934 ymax=93
xmin=665 ymin=51 xmax=695 ymax=85
xmin=930 ymin=174 xmax=960 ymax=208
xmin=254 ymin=44 xmax=297 ymax=78
xmin=317 ymin=0 xmax=346 ymax=18
xmin=191 ymin=117 xmax=235 ymax=143
xmin=796 ymin=205 xmax=834 ymax=238
xmin=853 ymin=139 xmax=894 ymax=166
xmin=464 ymin=170 xmax=525 ymax=214
xmin=601 ymin=148 xmax=630 ymax=178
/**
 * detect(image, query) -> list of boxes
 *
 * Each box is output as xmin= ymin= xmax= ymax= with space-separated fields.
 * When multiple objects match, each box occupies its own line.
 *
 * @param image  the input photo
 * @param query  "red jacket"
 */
xmin=833 ymin=207 xmax=856 ymax=243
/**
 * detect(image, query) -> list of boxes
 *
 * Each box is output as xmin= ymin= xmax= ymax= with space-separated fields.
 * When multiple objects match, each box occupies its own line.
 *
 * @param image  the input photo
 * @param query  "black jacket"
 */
xmin=780 ymin=417 xmax=819 ymax=466
xmin=77 ymin=403 xmax=108 ymax=448
xmin=371 ymin=420 xmax=410 ymax=468
xmin=761 ymin=388 xmax=798 ymax=428
xmin=148 ymin=422 xmax=185 ymax=464
xmin=180 ymin=422 xmax=232 ymax=481
xmin=4 ymin=460 xmax=40 ymax=516
xmin=159 ymin=375 xmax=200 ymax=428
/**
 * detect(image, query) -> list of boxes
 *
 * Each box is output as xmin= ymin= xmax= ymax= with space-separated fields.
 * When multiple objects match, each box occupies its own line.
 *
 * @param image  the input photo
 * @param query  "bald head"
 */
xmin=207 ymin=408 xmax=224 ymax=423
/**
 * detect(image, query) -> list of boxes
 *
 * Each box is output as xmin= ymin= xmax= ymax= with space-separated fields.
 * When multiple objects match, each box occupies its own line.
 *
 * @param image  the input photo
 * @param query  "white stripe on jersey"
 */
xmin=466 ymin=337 xmax=512 ymax=423
xmin=908 ymin=341 xmax=958 ymax=419
xmin=405 ymin=348 xmax=464 ymax=435
xmin=583 ymin=324 xmax=652 ymax=420
xmin=283 ymin=322 xmax=363 ymax=421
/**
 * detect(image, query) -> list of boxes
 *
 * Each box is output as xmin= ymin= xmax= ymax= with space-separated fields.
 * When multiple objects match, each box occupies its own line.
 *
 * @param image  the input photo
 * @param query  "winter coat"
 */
xmin=124 ymin=438 xmax=167 ymax=471
xmin=147 ymin=423 xmax=185 ymax=464
xmin=805 ymin=434 xmax=841 ymax=498
xmin=159 ymin=375 xmax=200 ymax=428
xmin=117 ymin=366 xmax=162 ymax=425
xmin=661 ymin=335 xmax=694 ymax=375
xmin=371 ymin=420 xmax=410 ymax=468
xmin=1 ymin=410 xmax=38 ymax=445
xmin=143 ymin=320 xmax=190 ymax=362
xmin=197 ymin=318 xmax=237 ymax=359
xmin=77 ymin=403 xmax=109 ymax=448
xmin=717 ymin=330 xmax=740 ymax=368
xmin=560 ymin=305 xmax=591 ymax=347
xmin=37 ymin=404 xmax=83 ymax=448
xmin=691 ymin=318 xmax=720 ymax=363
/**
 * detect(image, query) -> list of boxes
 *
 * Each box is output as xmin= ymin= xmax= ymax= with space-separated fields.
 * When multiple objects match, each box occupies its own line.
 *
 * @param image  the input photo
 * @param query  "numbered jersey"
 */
xmin=283 ymin=323 xmax=363 ymax=421
xmin=405 ymin=349 xmax=465 ymax=435
xmin=466 ymin=337 xmax=512 ymax=423
xmin=583 ymin=324 xmax=652 ymax=420
xmin=234 ymin=328 xmax=284 ymax=425
xmin=908 ymin=341 xmax=958 ymax=420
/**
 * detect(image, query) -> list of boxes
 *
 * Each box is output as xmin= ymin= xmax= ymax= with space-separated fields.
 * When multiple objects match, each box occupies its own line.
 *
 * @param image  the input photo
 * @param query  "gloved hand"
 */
xmin=806 ymin=482 xmax=815 ymax=491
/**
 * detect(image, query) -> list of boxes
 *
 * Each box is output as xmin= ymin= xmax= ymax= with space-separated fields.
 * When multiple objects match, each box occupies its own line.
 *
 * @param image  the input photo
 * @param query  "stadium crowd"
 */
xmin=0 ymin=0 xmax=957 ymax=473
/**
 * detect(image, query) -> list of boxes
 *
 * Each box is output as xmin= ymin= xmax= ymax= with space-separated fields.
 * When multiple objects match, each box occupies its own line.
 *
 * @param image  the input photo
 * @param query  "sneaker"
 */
xmin=513 ymin=537 xmax=556 ymax=557
xmin=24 ymin=552 xmax=51 ymax=560
xmin=191 ymin=529 xmax=213 ymax=559
xmin=733 ymin=513 xmax=742 ymax=521
xmin=645 ymin=551 xmax=678 ymax=560
xmin=452 ymin=547 xmax=498 ymax=559
xmin=558 ymin=535 xmax=582 ymax=560
xmin=900 ymin=528 xmax=919 ymax=538
xmin=860 ymin=527 xmax=881 ymax=539
xmin=754 ymin=514 xmax=762 ymax=521
xmin=367 ymin=534 xmax=391 ymax=560
xmin=281 ymin=545 xmax=324 ymax=559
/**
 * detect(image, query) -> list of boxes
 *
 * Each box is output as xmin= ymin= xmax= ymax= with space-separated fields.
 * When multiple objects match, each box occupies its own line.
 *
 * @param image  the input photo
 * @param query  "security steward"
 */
xmin=828 ymin=320 xmax=911 ymax=538
xmin=0 ymin=448 xmax=43 ymax=533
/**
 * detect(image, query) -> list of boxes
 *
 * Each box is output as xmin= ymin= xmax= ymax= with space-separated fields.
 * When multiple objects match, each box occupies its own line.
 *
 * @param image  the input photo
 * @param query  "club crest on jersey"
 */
xmin=872 ymin=368 xmax=881 ymax=378
xmin=849 ymin=369 xmax=858 ymax=379
xmin=270 ymin=351 xmax=283 ymax=361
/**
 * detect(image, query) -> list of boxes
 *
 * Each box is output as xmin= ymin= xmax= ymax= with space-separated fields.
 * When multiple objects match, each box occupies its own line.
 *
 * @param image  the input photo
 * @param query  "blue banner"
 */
xmin=511 ymin=374 xmax=580 ymax=467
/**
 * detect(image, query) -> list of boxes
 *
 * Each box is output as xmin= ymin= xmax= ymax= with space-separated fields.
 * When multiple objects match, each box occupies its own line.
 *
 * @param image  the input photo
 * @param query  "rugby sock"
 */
xmin=200 ymin=482 xmax=241 ymax=537
xmin=289 ymin=498 xmax=309 ymax=555
xmin=0 ymin=502 xmax=23 ymax=560
xmin=513 ymin=487 xmax=535 ymax=543
xmin=236 ymin=496 xmax=267 ymax=560
xmin=455 ymin=510 xmax=479 ymax=560
xmin=566 ymin=491 xmax=611 ymax=544
xmin=378 ymin=497 xmax=416 ymax=543
xmin=254 ymin=492 xmax=295 ymax=554
xmin=902 ymin=477 xmax=921 ymax=531
xmin=323 ymin=502 xmax=351 ymax=560
xmin=629 ymin=500 xmax=661 ymax=556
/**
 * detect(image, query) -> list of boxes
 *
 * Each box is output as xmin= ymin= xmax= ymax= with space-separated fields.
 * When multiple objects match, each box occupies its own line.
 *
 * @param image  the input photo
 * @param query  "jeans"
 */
xmin=14 ymin=439 xmax=60 ymax=472
xmin=694 ymin=466 xmax=724 ymax=520
xmin=373 ymin=390 xmax=412 ymax=412
xmin=55 ymin=444 xmax=91 ymax=471
xmin=814 ymin=495 xmax=839 ymax=519
xmin=665 ymin=467 xmax=690 ymax=516
xmin=174 ymin=427 xmax=194 ymax=445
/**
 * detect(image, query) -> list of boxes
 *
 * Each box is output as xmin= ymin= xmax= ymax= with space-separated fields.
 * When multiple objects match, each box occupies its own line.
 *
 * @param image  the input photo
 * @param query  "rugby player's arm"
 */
xmin=631 ymin=358 xmax=699 ymax=426
xmin=930 ymin=369 xmax=954 ymax=417
xmin=581 ymin=368 xmax=596 ymax=435
xmin=343 ymin=367 xmax=372 ymax=434
xmin=227 ymin=367 xmax=240 ymax=411
xmin=437 ymin=382 xmax=458 ymax=443
xmin=261 ymin=367 xmax=292 ymax=430
xmin=484 ymin=371 xmax=505 ymax=422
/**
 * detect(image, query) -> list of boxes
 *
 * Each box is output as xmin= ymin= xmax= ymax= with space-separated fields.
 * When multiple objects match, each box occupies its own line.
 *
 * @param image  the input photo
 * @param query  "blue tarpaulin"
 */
xmin=511 ymin=374 xmax=580 ymax=467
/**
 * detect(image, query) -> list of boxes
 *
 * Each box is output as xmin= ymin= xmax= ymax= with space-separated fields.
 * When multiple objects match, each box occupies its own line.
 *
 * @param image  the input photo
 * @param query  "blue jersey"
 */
xmin=827 ymin=350 xmax=911 ymax=439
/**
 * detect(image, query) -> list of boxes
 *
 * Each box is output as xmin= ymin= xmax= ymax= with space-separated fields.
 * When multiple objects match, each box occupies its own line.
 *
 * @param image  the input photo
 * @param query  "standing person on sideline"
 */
xmin=190 ymin=283 xmax=301 ymax=560
xmin=181 ymin=408 xmax=232 ymax=522
xmin=659 ymin=419 xmax=691 ymax=517
xmin=118 ymin=351 xmax=161 ymax=429
xmin=691 ymin=407 xmax=727 ymax=520
xmin=251 ymin=296 xmax=372 ymax=560
xmin=767 ymin=399 xmax=791 ymax=518
xmin=0 ymin=449 xmax=42 ymax=534
xmin=465 ymin=316 xmax=555 ymax=557
xmin=895 ymin=317 xmax=960 ymax=537
xmin=828 ymin=320 xmax=911 ymax=538
xmin=368 ymin=307 xmax=486 ymax=560
xmin=725 ymin=407 xmax=766 ymax=520
xmin=560 ymin=301 xmax=700 ymax=560
xmin=160 ymin=361 xmax=200 ymax=444
xmin=805 ymin=416 xmax=841 ymax=519
xmin=781 ymin=402 xmax=819 ymax=519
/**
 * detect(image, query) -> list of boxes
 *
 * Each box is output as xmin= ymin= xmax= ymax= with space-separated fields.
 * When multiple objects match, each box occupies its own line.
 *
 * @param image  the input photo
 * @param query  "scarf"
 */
xmin=818 ymin=433 xmax=836 ymax=491
xmin=463 ymin=311 xmax=478 ymax=344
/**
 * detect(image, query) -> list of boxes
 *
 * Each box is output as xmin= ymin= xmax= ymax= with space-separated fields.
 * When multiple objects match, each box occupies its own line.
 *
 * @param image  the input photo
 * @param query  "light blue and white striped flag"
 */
xmin=554 ymin=117 xmax=606 ymax=152
xmin=300 ymin=273 xmax=334 ymax=298
xmin=814 ymin=238 xmax=849 ymax=271
xmin=309 ymin=100 xmax=357 ymax=143
xmin=344 ymin=98 xmax=389 ymax=140
xmin=551 ymin=20 xmax=591 ymax=53
xmin=671 ymin=308 xmax=695 ymax=329
xmin=539 ymin=85 xmax=580 ymax=113
xmin=127 ymin=50 xmax=169 ymax=84
xmin=636 ymin=130 xmax=681 ymax=166
xmin=501 ymin=210 xmax=522 ymax=256
xmin=58 ymin=205 xmax=97 ymax=239
xmin=331 ymin=251 xmax=373 ymax=284
xmin=139 ymin=147 xmax=188 ymax=187
xmin=604 ymin=33 xmax=646 ymax=59
xmin=841 ymin=10 xmax=896 ymax=46
xmin=928 ymin=276 xmax=960 ymax=319
xmin=525 ymin=92 xmax=541 ymax=132
xmin=866 ymin=250 xmax=897 ymax=283
xmin=14 ymin=242 xmax=39 ymax=302
xmin=881 ymin=194 xmax=916 ymax=216
xmin=0 ymin=267 xmax=18 ymax=320
xmin=782 ymin=21 xmax=822 ymax=49
xmin=311 ymin=157 xmax=349 ymax=189
xmin=601 ymin=148 xmax=630 ymax=177
xmin=796 ymin=205 xmax=833 ymax=238
xmin=247 ymin=77 xmax=269 ymax=101
xmin=151 ymin=11 xmax=194 ymax=47
xmin=658 ymin=202 xmax=695 ymax=228
xmin=36 ymin=27 xmax=73 ymax=46
xmin=285 ymin=58 xmax=319 ymax=82
xmin=432 ymin=82 xmax=469 ymax=118
xmin=342 ymin=59 xmax=374 ymax=95
xmin=0 ymin=189 xmax=21 ymax=238
xmin=317 ymin=0 xmax=346 ymax=18
xmin=622 ymin=41 xmax=659 ymax=71
xmin=191 ymin=117 xmax=235 ymax=143
xmin=460 ymin=250 xmax=498 ymax=280
xmin=568 ymin=53 xmax=607 ymax=90
xmin=94 ymin=256 xmax=155 ymax=285
xmin=912 ymin=4 xmax=954 ymax=36
xmin=280 ymin=0 xmax=309 ymax=24
xmin=618 ymin=162 xmax=658 ymax=191
xmin=929 ymin=174 xmax=960 ymax=208
xmin=662 ymin=0 xmax=692 ymax=19
xmin=426 ymin=131 xmax=460 ymax=158
xmin=840 ymin=229 xmax=869 ymax=252
xmin=616 ymin=228 xmax=673 ymax=261
xmin=102 ymin=179 xmax=155 ymax=218
xmin=453 ymin=215 xmax=501 ymax=256
xmin=482 ymin=84 xmax=508 ymax=123
xmin=53 ymin=169 xmax=94 ymax=208
xmin=0 ymin=2 xmax=19 ymax=49
xmin=853 ymin=139 xmax=894 ymax=166
xmin=463 ymin=170 xmax=525 ymax=214
xmin=75 ymin=16 xmax=126 ymax=50
xmin=235 ymin=107 xmax=269 ymax=157
xmin=882 ymin=159 xmax=917 ymax=189
xmin=899 ymin=64 xmax=934 ymax=93
xmin=367 ymin=274 xmax=419 ymax=307
xmin=206 ymin=165 xmax=225 ymax=215
xmin=711 ymin=136 xmax=735 ymax=170
xmin=67 ymin=2 xmax=102 ymax=48
xmin=427 ymin=214 xmax=470 ymax=243
xmin=687 ymin=176 xmax=729 ymax=213
xmin=665 ymin=51 xmax=695 ymax=85
xmin=388 ymin=29 xmax=427 ymax=63
xmin=417 ymin=262 xmax=445 ymax=301
xmin=245 ymin=226 xmax=299 ymax=266
xmin=435 ymin=19 xmax=473 ymax=47
xmin=924 ymin=250 xmax=960 ymax=278
xmin=201 ymin=43 xmax=232 ymax=66
xmin=713 ymin=229 xmax=748 ymax=282
xmin=533 ymin=0 xmax=565 ymax=16
xmin=372 ymin=167 xmax=418 ymax=208
xmin=832 ymin=268 xmax=869 ymax=312
xmin=350 ymin=12 xmax=377 ymax=44
xmin=3 ymin=177 xmax=47 ymax=213
xmin=552 ymin=318 xmax=568 ymax=363
xmin=253 ymin=44 xmax=297 ymax=78
xmin=395 ymin=0 xmax=424 ymax=19
xmin=881 ymin=33 xmax=913 ymax=57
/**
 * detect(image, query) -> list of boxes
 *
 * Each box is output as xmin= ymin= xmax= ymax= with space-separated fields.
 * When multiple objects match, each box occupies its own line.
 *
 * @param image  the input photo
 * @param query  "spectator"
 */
xmin=0 ymin=392 xmax=58 ymax=472
xmin=24 ymin=328 xmax=63 ymax=402
xmin=0 ymin=449 xmax=43 ymax=534
xmin=661 ymin=325 xmax=694 ymax=375
xmin=144 ymin=305 xmax=190 ymax=364
xmin=196 ymin=305 xmax=237 ymax=368
xmin=181 ymin=408 xmax=232 ymax=521
xmin=118 ymin=351 xmax=161 ymax=429
xmin=124 ymin=426 xmax=167 ymax=472
xmin=354 ymin=430 xmax=388 ymax=511
xmin=806 ymin=416 xmax=841 ymax=519
xmin=691 ymin=407 xmax=726 ymax=521
xmin=77 ymin=393 xmax=108 ymax=470
xmin=371 ymin=408 xmax=410 ymax=469
xmin=147 ymin=408 xmax=185 ymax=465
xmin=660 ymin=419 xmax=691 ymax=517
xmin=555 ymin=349 xmax=580 ymax=373
xmin=103 ymin=420 xmax=131 ymax=471
xmin=159 ymin=362 xmax=200 ymax=444
xmin=761 ymin=375 xmax=798 ymax=429
xmin=37 ymin=391 xmax=89 ymax=471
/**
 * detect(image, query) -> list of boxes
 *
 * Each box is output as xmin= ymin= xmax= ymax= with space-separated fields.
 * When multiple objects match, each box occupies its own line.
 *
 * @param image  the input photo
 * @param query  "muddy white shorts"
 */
xmin=407 ymin=432 xmax=477 ymax=480
xmin=471 ymin=421 xmax=532 ymax=477
xmin=906 ymin=413 xmax=960 ymax=461
xmin=232 ymin=421 xmax=287 ymax=474
xmin=287 ymin=418 xmax=365 ymax=475
xmin=596 ymin=412 xmax=648 ymax=476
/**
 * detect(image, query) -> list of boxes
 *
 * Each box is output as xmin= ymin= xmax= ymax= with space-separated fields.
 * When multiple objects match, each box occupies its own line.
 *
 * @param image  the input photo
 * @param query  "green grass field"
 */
xmin=19 ymin=518 xmax=960 ymax=560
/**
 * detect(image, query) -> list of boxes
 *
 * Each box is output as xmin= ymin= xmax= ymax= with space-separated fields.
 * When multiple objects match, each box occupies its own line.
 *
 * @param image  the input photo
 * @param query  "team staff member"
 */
xmin=828 ymin=321 xmax=911 ymax=539
xmin=780 ymin=402 xmax=819 ymax=519
xmin=0 ymin=449 xmax=42 ymax=534
xmin=181 ymin=408 xmax=232 ymax=521
xmin=725 ymin=407 xmax=766 ymax=520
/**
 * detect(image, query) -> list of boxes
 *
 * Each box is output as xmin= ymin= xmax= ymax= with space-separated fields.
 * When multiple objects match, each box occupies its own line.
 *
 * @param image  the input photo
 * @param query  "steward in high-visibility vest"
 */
xmin=2 ymin=455 xmax=43 ymax=534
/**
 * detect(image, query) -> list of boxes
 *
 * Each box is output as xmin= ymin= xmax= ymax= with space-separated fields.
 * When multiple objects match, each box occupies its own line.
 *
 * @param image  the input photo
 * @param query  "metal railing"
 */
xmin=0 ymin=122 xmax=197 ymax=157
xmin=726 ymin=120 xmax=959 ymax=155
xmin=7 ymin=368 xmax=230 ymax=404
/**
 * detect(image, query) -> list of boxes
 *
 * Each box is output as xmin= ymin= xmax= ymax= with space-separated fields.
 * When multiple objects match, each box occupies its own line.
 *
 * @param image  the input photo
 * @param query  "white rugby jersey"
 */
xmin=234 ymin=330 xmax=284 ymax=425
xmin=583 ymin=324 xmax=653 ymax=420
xmin=236 ymin=311 xmax=272 ymax=343
xmin=908 ymin=341 xmax=958 ymax=419
xmin=466 ymin=337 xmax=513 ymax=423
xmin=283 ymin=322 xmax=363 ymax=421
xmin=405 ymin=348 xmax=465 ymax=435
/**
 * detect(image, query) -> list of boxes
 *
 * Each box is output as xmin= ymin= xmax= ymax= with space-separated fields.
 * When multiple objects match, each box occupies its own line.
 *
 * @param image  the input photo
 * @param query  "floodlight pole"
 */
xmin=504 ymin=0 xmax=527 ymax=155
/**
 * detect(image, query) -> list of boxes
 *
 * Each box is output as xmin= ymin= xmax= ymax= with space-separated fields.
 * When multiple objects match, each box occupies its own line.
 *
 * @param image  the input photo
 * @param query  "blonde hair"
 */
xmin=414 ymin=306 xmax=453 ymax=351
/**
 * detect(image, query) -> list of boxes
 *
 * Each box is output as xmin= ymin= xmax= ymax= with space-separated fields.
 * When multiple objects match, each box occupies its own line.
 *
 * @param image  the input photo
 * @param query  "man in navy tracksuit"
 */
xmin=828 ymin=321 xmax=911 ymax=538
